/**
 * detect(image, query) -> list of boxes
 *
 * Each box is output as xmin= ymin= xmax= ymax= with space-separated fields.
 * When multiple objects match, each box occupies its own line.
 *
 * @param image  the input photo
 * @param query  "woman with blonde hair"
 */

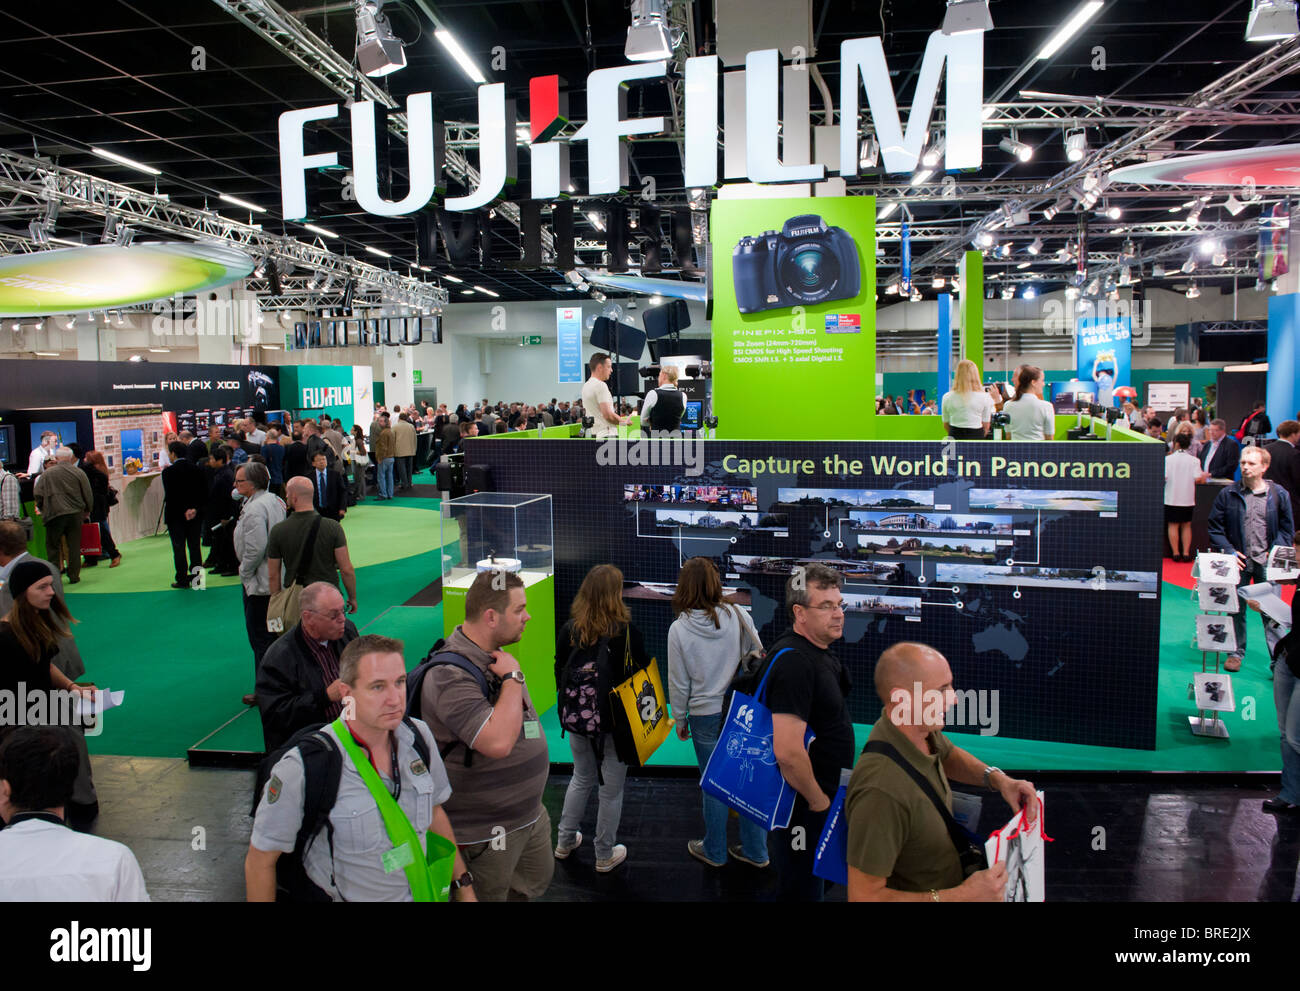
xmin=668 ymin=557 xmax=769 ymax=869
xmin=553 ymin=563 xmax=648 ymax=872
xmin=941 ymin=358 xmax=994 ymax=439
xmin=157 ymin=432 xmax=179 ymax=470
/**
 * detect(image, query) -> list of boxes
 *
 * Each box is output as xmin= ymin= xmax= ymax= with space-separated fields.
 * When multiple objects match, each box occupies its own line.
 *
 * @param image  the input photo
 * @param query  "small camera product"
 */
xmin=733 ymin=214 xmax=861 ymax=313
xmin=1206 ymin=623 xmax=1228 ymax=643
xmin=1209 ymin=587 xmax=1230 ymax=604
xmin=1205 ymin=681 xmax=1224 ymax=703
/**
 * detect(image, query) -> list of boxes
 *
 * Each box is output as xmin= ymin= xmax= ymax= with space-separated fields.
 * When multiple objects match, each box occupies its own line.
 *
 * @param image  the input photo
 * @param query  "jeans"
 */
xmin=378 ymin=457 xmax=395 ymax=499
xmin=689 ymin=713 xmax=769 ymax=864
xmin=1231 ymin=559 xmax=1281 ymax=660
xmin=1275 ymin=657 xmax=1300 ymax=804
xmin=769 ymin=802 xmax=828 ymax=902
xmin=557 ymin=734 xmax=628 ymax=860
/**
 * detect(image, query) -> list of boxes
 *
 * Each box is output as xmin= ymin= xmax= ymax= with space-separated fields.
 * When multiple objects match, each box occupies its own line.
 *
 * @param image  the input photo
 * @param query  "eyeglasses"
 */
xmin=800 ymin=601 xmax=845 ymax=613
xmin=304 ymin=608 xmax=345 ymax=621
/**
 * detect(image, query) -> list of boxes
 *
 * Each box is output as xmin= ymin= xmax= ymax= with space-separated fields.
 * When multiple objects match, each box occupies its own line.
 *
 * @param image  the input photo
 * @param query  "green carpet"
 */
xmin=69 ymin=492 xmax=445 ymax=758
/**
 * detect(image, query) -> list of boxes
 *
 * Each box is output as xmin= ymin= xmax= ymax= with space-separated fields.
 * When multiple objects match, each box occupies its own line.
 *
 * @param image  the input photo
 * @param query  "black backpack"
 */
xmin=250 ymin=716 xmax=432 ymax=902
xmin=405 ymin=638 xmax=494 ymax=768
xmin=556 ymin=637 xmax=610 ymax=740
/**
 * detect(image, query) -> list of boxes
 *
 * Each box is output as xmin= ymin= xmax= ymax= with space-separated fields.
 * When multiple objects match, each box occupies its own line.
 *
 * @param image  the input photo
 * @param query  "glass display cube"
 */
xmin=440 ymin=492 xmax=554 ymax=590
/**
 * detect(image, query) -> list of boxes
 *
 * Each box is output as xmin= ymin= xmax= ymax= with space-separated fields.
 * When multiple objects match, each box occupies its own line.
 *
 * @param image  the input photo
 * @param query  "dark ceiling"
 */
xmin=0 ymin=0 xmax=1294 ymax=303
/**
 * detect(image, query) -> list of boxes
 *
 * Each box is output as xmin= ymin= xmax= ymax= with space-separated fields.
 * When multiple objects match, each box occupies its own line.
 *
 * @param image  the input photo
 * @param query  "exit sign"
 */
xmin=413 ymin=370 xmax=422 ymax=384
xmin=521 ymin=334 xmax=543 ymax=346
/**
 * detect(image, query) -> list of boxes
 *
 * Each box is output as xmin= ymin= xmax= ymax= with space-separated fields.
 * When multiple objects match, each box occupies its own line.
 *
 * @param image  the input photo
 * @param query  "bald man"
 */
xmin=844 ymin=642 xmax=1038 ymax=902
xmin=266 ymin=476 xmax=358 ymax=616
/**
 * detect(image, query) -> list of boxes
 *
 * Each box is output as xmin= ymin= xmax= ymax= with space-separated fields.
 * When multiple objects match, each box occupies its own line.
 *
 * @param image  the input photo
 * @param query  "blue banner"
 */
xmin=937 ymin=293 xmax=952 ymax=402
xmin=1075 ymin=315 xmax=1132 ymax=407
xmin=556 ymin=306 xmax=583 ymax=383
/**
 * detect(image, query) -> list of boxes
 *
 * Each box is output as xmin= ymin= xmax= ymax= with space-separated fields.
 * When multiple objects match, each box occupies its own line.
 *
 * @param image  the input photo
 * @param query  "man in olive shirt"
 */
xmin=845 ymin=642 xmax=1038 ymax=901
xmin=266 ymin=476 xmax=358 ymax=614
xmin=420 ymin=570 xmax=552 ymax=902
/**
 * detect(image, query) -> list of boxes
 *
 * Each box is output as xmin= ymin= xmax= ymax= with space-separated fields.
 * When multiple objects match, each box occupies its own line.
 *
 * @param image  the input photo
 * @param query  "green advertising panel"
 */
xmin=0 ymin=242 xmax=254 ymax=317
xmin=279 ymin=365 xmax=359 ymax=425
xmin=710 ymin=197 xmax=877 ymax=440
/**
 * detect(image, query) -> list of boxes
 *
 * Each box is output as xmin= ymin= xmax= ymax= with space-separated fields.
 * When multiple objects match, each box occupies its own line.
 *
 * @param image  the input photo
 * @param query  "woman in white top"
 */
xmin=156 ymin=432 xmax=178 ymax=470
xmin=941 ymin=359 xmax=995 ymax=439
xmin=1164 ymin=430 xmax=1201 ymax=560
xmin=1004 ymin=365 xmax=1055 ymax=441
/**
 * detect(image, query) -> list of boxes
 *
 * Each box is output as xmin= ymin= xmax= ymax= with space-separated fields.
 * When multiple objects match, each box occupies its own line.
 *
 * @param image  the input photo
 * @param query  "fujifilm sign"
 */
xmin=303 ymin=386 xmax=352 ymax=407
xmin=280 ymin=31 xmax=983 ymax=218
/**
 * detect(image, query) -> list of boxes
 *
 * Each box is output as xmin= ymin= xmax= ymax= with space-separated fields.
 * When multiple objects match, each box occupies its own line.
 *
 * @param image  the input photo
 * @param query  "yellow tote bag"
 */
xmin=609 ymin=654 xmax=673 ymax=767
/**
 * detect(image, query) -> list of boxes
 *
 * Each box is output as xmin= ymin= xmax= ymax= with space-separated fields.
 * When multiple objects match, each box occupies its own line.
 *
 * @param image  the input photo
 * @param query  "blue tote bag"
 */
xmin=812 ymin=770 xmax=852 ymax=885
xmin=700 ymin=648 xmax=815 ymax=831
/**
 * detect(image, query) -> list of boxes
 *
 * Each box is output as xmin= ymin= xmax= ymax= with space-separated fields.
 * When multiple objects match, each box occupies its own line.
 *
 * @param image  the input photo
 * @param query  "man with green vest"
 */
xmin=246 ymin=634 xmax=476 ymax=901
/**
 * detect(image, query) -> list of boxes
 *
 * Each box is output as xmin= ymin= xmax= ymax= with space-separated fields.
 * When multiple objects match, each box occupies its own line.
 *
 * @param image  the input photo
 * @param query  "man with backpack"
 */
xmin=247 ymin=634 xmax=475 ymax=902
xmin=845 ymin=642 xmax=1038 ymax=902
xmin=411 ymin=570 xmax=552 ymax=901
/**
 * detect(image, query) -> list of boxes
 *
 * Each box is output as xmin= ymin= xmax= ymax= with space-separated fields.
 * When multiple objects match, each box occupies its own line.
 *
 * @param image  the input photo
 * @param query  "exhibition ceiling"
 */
xmin=0 ymin=0 xmax=1295 ymax=306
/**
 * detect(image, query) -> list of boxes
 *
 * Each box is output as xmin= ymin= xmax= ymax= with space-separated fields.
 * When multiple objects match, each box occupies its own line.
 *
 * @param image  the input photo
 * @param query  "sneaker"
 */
xmin=554 ymin=831 xmax=582 ymax=860
xmin=1224 ymin=655 xmax=1242 ymax=672
xmin=687 ymin=839 xmax=726 ymax=868
xmin=595 ymin=844 xmax=627 ymax=873
xmin=728 ymin=843 xmax=770 ymax=869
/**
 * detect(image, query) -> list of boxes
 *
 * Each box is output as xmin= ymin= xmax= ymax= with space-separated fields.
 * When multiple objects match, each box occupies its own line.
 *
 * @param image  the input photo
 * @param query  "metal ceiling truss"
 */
xmin=909 ymin=36 xmax=1300 ymax=276
xmin=0 ymin=148 xmax=447 ymax=310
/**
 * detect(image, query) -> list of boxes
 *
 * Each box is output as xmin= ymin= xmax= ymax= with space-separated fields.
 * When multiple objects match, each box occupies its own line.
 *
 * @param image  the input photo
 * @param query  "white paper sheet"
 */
xmin=984 ymin=790 xmax=1046 ymax=903
xmin=1237 ymin=582 xmax=1293 ymax=627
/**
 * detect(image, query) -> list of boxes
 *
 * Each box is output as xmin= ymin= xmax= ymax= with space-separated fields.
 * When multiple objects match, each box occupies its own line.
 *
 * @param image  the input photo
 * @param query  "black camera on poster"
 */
xmin=732 ymin=215 xmax=860 ymax=313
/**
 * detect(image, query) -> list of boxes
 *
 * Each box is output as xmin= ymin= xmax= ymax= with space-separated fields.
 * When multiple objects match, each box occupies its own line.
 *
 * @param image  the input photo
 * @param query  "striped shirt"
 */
xmin=304 ymin=634 xmax=344 ymax=721
xmin=0 ymin=470 xmax=20 ymax=521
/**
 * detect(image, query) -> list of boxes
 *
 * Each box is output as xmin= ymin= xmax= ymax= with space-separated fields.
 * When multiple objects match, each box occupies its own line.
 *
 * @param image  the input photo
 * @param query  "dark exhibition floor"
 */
xmin=89 ymin=756 xmax=1299 ymax=902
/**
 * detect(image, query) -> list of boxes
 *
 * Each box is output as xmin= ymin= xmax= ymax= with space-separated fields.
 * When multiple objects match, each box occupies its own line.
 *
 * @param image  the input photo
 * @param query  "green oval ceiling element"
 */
xmin=0 ymin=241 xmax=255 ymax=317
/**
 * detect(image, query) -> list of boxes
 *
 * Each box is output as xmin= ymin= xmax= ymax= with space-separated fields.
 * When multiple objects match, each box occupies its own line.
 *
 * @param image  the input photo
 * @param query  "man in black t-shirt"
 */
xmin=763 ymin=562 xmax=856 ymax=901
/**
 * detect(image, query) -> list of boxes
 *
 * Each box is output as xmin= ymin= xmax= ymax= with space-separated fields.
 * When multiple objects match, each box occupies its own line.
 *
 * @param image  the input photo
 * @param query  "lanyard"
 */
xmin=332 ymin=719 xmax=432 ymax=901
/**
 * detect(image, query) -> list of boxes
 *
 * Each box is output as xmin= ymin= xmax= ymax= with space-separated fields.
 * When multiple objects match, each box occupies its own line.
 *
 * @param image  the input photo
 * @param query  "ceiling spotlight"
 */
xmin=1222 ymin=194 xmax=1246 ymax=216
xmin=626 ymin=0 xmax=679 ymax=61
xmin=1151 ymin=263 xmax=1166 ymax=278
xmin=1104 ymin=203 xmax=1122 ymax=220
xmin=356 ymin=1 xmax=407 ymax=77
xmin=859 ymin=136 xmax=880 ymax=169
xmin=1246 ymin=0 xmax=1299 ymax=41
xmin=1213 ymin=249 xmax=1229 ymax=266
xmin=1022 ymin=286 xmax=1037 ymax=300
xmin=932 ymin=276 xmax=946 ymax=289
xmin=999 ymin=243 xmax=1012 ymax=258
xmin=1186 ymin=281 xmax=1201 ymax=299
xmin=1199 ymin=238 xmax=1221 ymax=257
xmin=976 ymin=231 xmax=995 ymax=248
xmin=943 ymin=0 xmax=994 ymax=35
xmin=1181 ymin=255 xmax=1198 ymax=274
xmin=28 ymin=220 xmax=50 ymax=246
xmin=1001 ymin=286 xmax=1016 ymax=300
xmin=998 ymin=135 xmax=1034 ymax=162
xmin=922 ymin=136 xmax=945 ymax=168
xmin=1027 ymin=238 xmax=1043 ymax=255
xmin=1065 ymin=129 xmax=1088 ymax=162
xmin=1186 ymin=201 xmax=1204 ymax=226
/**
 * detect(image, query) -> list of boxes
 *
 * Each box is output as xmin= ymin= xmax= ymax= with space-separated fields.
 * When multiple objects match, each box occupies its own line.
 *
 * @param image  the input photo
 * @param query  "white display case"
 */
xmin=440 ymin=492 xmax=554 ymax=591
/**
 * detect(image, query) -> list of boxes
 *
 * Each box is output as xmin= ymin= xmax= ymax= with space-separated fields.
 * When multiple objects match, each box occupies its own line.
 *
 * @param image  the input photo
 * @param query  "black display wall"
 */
xmin=0 ymin=359 xmax=279 ymax=416
xmin=463 ymin=437 xmax=1165 ymax=750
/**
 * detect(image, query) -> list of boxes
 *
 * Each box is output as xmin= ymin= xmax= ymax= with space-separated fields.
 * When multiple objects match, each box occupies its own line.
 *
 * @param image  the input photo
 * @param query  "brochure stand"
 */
xmin=1189 ymin=553 xmax=1238 ymax=740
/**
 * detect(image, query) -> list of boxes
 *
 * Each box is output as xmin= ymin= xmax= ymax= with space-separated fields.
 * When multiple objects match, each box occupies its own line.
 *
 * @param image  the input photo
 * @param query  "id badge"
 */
xmin=523 ymin=720 xmax=541 ymax=740
xmin=381 ymin=842 xmax=416 ymax=874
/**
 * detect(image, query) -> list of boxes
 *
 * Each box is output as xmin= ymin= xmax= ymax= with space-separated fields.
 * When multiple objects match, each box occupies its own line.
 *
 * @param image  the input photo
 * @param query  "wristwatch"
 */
xmin=450 ymin=870 xmax=474 ymax=892
xmin=500 ymin=670 xmax=525 ymax=685
xmin=983 ymin=765 xmax=1003 ymax=791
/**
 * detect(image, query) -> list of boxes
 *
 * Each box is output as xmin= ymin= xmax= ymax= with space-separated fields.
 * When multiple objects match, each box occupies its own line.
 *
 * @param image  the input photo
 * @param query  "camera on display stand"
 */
xmin=991 ymin=411 xmax=1011 ymax=440
xmin=733 ymin=215 xmax=861 ymax=314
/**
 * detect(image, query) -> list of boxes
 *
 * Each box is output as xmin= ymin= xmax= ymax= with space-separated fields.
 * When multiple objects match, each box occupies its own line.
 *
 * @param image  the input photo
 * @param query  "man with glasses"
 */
xmin=256 ymin=581 xmax=359 ymax=753
xmin=234 ymin=461 xmax=286 ymax=707
xmin=763 ymin=563 xmax=856 ymax=901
